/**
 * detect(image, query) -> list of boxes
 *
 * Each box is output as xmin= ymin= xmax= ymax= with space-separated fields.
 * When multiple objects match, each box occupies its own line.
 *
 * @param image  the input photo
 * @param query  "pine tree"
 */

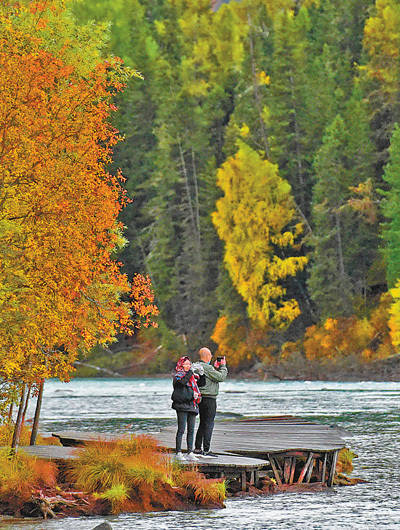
xmin=381 ymin=124 xmax=400 ymax=288
xmin=268 ymin=7 xmax=312 ymax=217
xmin=361 ymin=0 xmax=400 ymax=168
xmin=308 ymin=96 xmax=377 ymax=319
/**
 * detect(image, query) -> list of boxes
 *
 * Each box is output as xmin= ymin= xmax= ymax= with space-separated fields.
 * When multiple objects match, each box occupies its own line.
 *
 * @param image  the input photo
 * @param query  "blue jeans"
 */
xmin=176 ymin=411 xmax=197 ymax=452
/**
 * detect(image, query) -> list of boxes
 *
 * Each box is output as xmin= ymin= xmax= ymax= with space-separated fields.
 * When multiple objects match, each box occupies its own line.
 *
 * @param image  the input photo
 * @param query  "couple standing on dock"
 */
xmin=171 ymin=347 xmax=228 ymax=461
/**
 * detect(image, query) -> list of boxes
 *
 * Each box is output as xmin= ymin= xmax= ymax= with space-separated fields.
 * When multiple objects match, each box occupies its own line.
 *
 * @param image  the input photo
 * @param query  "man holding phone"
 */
xmin=192 ymin=347 xmax=228 ymax=457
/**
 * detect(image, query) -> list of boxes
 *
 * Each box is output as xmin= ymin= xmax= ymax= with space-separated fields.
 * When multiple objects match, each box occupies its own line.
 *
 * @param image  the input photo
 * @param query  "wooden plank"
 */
xmin=17 ymin=446 xmax=81 ymax=460
xmin=305 ymin=457 xmax=315 ymax=483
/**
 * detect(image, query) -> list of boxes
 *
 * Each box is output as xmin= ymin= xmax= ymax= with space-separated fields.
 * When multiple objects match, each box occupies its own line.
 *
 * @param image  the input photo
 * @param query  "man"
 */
xmin=192 ymin=347 xmax=228 ymax=457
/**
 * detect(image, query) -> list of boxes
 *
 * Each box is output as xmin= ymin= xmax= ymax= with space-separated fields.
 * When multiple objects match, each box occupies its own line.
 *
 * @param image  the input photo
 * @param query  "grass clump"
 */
xmin=99 ymin=483 xmax=129 ymax=513
xmin=174 ymin=470 xmax=226 ymax=506
xmin=337 ymin=448 xmax=357 ymax=475
xmin=67 ymin=435 xmax=226 ymax=513
xmin=0 ymin=448 xmax=57 ymax=502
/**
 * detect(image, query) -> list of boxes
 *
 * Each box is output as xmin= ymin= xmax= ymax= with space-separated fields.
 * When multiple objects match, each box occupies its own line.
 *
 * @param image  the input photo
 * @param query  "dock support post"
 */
xmin=268 ymin=455 xmax=282 ymax=485
xmin=305 ymin=456 xmax=315 ymax=483
xmin=289 ymin=457 xmax=296 ymax=484
xmin=321 ymin=453 xmax=328 ymax=484
xmin=327 ymin=450 xmax=339 ymax=487
xmin=241 ymin=470 xmax=247 ymax=491
xmin=298 ymin=452 xmax=313 ymax=484
xmin=283 ymin=458 xmax=291 ymax=483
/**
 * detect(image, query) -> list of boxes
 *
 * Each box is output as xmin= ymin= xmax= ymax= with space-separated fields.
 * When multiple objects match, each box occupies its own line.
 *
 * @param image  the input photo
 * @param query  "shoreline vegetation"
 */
xmin=0 ymin=432 xmax=361 ymax=521
xmin=0 ymin=434 xmax=226 ymax=519
xmin=73 ymin=352 xmax=400 ymax=382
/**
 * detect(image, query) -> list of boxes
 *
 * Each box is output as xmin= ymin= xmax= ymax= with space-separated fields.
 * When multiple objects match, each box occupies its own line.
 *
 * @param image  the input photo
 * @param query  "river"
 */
xmin=1 ymin=378 xmax=400 ymax=530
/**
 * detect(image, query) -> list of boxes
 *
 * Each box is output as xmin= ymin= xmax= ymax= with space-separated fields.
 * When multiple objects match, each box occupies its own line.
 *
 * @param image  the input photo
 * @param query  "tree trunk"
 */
xmin=30 ymin=379 xmax=44 ymax=446
xmin=7 ymin=402 xmax=13 ymax=423
xmin=248 ymin=14 xmax=270 ymax=158
xmin=335 ymin=211 xmax=345 ymax=279
xmin=21 ymin=383 xmax=32 ymax=426
xmin=11 ymin=384 xmax=27 ymax=450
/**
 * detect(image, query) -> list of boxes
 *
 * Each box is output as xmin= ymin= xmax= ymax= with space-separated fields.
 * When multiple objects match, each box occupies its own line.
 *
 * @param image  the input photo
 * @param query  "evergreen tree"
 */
xmin=361 ymin=0 xmax=400 ymax=168
xmin=268 ymin=7 xmax=312 ymax=217
xmin=309 ymin=96 xmax=377 ymax=319
xmin=382 ymin=124 xmax=400 ymax=288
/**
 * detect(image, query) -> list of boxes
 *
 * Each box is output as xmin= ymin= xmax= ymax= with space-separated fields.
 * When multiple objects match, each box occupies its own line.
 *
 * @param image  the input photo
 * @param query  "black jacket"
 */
xmin=171 ymin=370 xmax=205 ymax=413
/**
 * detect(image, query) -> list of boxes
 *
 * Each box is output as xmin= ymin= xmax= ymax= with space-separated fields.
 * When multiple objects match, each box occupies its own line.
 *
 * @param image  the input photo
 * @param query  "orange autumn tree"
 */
xmin=303 ymin=294 xmax=394 ymax=364
xmin=0 ymin=0 xmax=157 ymax=443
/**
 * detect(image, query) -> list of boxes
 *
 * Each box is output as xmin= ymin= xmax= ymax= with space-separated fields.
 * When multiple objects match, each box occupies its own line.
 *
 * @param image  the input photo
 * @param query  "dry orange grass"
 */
xmin=67 ymin=435 xmax=226 ymax=513
xmin=0 ymin=448 xmax=57 ymax=502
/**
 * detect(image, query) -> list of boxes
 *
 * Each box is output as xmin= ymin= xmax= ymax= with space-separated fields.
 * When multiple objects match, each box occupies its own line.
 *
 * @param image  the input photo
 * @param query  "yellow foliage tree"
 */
xmin=212 ymin=141 xmax=307 ymax=329
xmin=388 ymin=280 xmax=400 ymax=348
xmin=362 ymin=0 xmax=400 ymax=98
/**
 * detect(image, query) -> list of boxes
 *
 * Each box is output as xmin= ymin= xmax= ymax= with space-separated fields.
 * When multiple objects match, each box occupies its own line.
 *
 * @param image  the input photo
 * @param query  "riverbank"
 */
xmin=0 ymin=436 xmax=226 ymax=520
xmin=74 ymin=352 xmax=400 ymax=382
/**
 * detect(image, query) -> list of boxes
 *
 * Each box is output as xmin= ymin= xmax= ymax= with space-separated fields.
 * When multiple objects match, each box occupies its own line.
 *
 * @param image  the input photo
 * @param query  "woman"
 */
xmin=171 ymin=356 xmax=205 ymax=461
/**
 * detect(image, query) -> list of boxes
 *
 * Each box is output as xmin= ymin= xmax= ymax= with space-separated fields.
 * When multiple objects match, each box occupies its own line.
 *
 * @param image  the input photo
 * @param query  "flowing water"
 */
xmin=1 ymin=378 xmax=400 ymax=530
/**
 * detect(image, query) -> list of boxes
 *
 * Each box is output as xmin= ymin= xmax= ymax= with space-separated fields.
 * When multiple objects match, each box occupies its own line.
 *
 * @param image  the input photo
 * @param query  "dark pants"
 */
xmin=195 ymin=397 xmax=217 ymax=452
xmin=176 ymin=411 xmax=197 ymax=453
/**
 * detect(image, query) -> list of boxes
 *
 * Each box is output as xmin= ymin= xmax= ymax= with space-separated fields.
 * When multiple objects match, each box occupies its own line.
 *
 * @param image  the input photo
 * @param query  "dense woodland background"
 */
xmin=71 ymin=0 xmax=400 ymax=378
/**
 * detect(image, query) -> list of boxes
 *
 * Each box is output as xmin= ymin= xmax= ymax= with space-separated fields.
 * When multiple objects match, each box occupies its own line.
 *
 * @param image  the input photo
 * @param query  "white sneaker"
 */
xmin=175 ymin=452 xmax=185 ymax=461
xmin=185 ymin=452 xmax=199 ymax=461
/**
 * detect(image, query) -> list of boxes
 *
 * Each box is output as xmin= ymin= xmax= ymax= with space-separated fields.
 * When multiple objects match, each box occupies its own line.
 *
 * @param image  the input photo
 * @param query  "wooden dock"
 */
xmin=48 ymin=415 xmax=349 ymax=489
xmin=155 ymin=415 xmax=348 ymax=487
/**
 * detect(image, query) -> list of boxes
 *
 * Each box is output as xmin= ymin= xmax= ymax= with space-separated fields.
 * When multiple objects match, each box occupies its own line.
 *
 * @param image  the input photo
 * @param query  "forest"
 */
xmin=3 ymin=0 xmax=400 ymax=384
xmin=69 ymin=0 xmax=400 ymax=377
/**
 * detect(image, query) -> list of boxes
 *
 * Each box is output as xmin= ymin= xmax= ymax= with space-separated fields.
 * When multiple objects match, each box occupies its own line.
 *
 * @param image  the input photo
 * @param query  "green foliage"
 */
xmin=308 ymin=93 xmax=377 ymax=319
xmin=381 ymin=124 xmax=400 ymax=288
xmin=41 ymin=0 xmax=398 ymax=365
xmin=100 ymin=483 xmax=129 ymax=513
